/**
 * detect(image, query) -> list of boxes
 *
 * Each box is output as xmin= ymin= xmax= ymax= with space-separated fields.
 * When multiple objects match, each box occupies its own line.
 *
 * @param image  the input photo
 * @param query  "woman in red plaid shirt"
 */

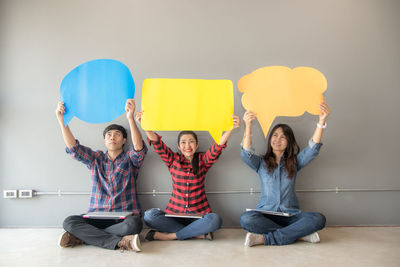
xmin=136 ymin=112 xmax=240 ymax=241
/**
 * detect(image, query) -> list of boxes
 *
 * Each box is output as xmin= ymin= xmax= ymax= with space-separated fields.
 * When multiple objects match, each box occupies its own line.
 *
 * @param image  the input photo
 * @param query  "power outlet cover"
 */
xmin=18 ymin=190 xmax=34 ymax=198
xmin=3 ymin=190 xmax=18 ymax=198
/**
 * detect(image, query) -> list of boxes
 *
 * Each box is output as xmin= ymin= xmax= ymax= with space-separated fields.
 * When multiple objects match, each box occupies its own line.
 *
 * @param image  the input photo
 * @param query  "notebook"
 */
xmin=82 ymin=211 xmax=133 ymax=219
xmin=246 ymin=208 xmax=292 ymax=217
xmin=165 ymin=212 xmax=204 ymax=219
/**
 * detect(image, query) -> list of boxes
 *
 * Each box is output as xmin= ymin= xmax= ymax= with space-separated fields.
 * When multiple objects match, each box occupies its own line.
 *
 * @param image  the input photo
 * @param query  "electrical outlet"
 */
xmin=3 ymin=190 xmax=18 ymax=198
xmin=18 ymin=189 xmax=34 ymax=198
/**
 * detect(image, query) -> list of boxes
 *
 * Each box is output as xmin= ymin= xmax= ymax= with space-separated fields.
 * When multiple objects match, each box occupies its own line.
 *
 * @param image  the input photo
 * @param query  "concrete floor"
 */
xmin=0 ymin=227 xmax=399 ymax=267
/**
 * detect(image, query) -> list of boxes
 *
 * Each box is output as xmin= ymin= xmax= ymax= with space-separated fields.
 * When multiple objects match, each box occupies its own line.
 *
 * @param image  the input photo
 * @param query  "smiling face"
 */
xmin=177 ymin=134 xmax=199 ymax=160
xmin=104 ymin=129 xmax=126 ymax=152
xmin=270 ymin=127 xmax=288 ymax=153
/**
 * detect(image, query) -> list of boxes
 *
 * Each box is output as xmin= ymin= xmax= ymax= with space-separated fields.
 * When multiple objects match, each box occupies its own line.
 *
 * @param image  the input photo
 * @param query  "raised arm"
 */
xmin=135 ymin=110 xmax=174 ymax=167
xmin=201 ymin=115 xmax=240 ymax=170
xmin=218 ymin=114 xmax=241 ymax=146
xmin=312 ymin=101 xmax=330 ymax=144
xmin=55 ymin=101 xmax=76 ymax=149
xmin=240 ymin=110 xmax=262 ymax=171
xmin=242 ymin=110 xmax=257 ymax=150
xmin=134 ymin=111 xmax=158 ymax=141
xmin=296 ymin=102 xmax=330 ymax=170
xmin=125 ymin=99 xmax=143 ymax=151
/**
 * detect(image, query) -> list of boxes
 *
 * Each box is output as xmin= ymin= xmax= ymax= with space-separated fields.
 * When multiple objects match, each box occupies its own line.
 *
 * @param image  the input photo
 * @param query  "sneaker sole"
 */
xmin=244 ymin=232 xmax=252 ymax=247
xmin=309 ymin=233 xmax=320 ymax=243
xmin=132 ymin=234 xmax=142 ymax=252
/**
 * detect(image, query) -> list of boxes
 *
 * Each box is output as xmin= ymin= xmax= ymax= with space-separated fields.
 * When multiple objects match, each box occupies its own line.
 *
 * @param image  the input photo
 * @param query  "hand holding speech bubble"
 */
xmin=60 ymin=59 xmax=135 ymax=126
xmin=238 ymin=66 xmax=327 ymax=136
xmin=141 ymin=78 xmax=234 ymax=143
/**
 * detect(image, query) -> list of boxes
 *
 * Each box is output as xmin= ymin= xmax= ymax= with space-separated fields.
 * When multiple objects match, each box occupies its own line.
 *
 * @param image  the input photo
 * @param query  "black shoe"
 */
xmin=204 ymin=232 xmax=214 ymax=241
xmin=145 ymin=229 xmax=156 ymax=241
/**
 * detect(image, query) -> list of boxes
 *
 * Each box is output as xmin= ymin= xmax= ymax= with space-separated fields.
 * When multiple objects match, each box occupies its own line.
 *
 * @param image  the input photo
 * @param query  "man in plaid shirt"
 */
xmin=136 ymin=111 xmax=240 ymax=241
xmin=56 ymin=99 xmax=147 ymax=252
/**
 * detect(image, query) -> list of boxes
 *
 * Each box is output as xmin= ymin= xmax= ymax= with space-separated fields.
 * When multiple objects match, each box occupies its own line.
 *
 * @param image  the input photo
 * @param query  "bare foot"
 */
xmin=154 ymin=232 xmax=177 ymax=241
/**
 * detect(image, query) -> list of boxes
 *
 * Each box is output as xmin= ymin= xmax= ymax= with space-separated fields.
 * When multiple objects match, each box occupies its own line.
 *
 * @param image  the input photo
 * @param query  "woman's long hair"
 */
xmin=178 ymin=131 xmax=200 ymax=175
xmin=264 ymin=124 xmax=300 ymax=178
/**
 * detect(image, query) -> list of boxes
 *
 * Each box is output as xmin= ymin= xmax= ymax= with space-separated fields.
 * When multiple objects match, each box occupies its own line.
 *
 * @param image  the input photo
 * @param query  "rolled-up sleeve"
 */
xmin=66 ymin=140 xmax=98 ymax=170
xmin=148 ymin=134 xmax=175 ymax=168
xmin=296 ymin=138 xmax=323 ymax=171
xmin=240 ymin=145 xmax=262 ymax=172
xmin=128 ymin=140 xmax=148 ymax=168
xmin=202 ymin=142 xmax=226 ymax=171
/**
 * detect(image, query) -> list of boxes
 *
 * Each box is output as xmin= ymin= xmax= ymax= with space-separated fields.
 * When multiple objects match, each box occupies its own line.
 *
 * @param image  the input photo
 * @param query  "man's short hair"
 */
xmin=103 ymin=124 xmax=127 ymax=139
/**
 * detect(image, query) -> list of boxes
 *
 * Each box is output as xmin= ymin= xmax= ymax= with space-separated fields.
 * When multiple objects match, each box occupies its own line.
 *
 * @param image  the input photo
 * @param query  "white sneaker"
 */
xmin=299 ymin=232 xmax=320 ymax=243
xmin=131 ymin=234 xmax=142 ymax=252
xmin=244 ymin=232 xmax=262 ymax=247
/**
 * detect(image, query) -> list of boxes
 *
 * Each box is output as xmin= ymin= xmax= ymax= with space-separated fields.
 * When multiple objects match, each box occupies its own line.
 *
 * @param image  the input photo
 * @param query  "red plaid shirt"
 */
xmin=149 ymin=134 xmax=226 ymax=214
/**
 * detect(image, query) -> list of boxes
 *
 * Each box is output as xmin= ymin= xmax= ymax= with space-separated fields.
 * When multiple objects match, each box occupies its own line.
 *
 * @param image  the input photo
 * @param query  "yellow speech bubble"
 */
xmin=141 ymin=78 xmax=234 ymax=143
xmin=238 ymin=66 xmax=327 ymax=137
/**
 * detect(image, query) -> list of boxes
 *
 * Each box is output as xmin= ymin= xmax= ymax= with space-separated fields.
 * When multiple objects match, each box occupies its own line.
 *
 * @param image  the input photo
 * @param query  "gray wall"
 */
xmin=1 ymin=0 xmax=399 ymax=227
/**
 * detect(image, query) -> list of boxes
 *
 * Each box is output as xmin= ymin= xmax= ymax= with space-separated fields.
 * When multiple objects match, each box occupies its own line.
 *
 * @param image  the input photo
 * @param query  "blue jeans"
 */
xmin=144 ymin=208 xmax=222 ymax=240
xmin=240 ymin=211 xmax=326 ymax=245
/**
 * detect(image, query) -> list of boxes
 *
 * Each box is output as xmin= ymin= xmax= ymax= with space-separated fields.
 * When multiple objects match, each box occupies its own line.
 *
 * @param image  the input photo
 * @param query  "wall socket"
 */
xmin=18 ymin=189 xmax=34 ymax=198
xmin=3 ymin=190 xmax=18 ymax=198
xmin=3 ymin=189 xmax=35 ymax=198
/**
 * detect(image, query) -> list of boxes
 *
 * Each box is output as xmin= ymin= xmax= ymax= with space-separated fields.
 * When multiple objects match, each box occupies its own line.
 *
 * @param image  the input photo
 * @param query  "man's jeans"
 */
xmin=63 ymin=215 xmax=142 ymax=250
xmin=144 ymin=208 xmax=222 ymax=240
xmin=240 ymin=210 xmax=326 ymax=245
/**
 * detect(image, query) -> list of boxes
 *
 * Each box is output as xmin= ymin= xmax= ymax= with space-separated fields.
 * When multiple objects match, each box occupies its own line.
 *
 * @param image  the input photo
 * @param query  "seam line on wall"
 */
xmin=31 ymin=187 xmax=400 ymax=196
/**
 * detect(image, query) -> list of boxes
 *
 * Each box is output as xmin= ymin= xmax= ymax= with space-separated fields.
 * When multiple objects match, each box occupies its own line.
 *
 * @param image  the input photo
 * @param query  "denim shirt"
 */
xmin=241 ymin=139 xmax=322 ymax=215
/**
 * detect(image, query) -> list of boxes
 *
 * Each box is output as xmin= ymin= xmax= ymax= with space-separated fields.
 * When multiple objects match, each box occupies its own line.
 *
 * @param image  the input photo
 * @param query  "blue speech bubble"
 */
xmin=60 ymin=59 xmax=135 ymax=126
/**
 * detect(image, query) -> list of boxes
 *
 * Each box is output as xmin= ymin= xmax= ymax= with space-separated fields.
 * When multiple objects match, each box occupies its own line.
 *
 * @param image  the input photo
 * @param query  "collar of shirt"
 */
xmin=105 ymin=150 xmax=125 ymax=162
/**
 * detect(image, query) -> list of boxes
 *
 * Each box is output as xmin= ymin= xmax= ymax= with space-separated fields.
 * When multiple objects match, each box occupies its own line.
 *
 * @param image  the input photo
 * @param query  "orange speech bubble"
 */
xmin=238 ymin=66 xmax=327 ymax=137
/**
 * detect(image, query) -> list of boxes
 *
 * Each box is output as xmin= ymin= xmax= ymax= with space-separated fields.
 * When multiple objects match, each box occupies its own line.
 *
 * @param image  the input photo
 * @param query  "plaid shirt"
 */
xmin=66 ymin=140 xmax=147 ymax=216
xmin=149 ymin=134 xmax=226 ymax=214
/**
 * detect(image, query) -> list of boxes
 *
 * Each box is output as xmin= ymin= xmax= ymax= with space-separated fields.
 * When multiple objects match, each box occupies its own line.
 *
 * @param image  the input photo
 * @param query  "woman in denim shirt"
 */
xmin=240 ymin=101 xmax=330 ymax=247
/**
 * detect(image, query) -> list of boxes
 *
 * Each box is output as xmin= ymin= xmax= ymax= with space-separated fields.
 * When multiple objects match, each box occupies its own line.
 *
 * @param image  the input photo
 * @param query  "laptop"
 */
xmin=82 ymin=211 xmax=133 ymax=219
xmin=246 ymin=208 xmax=292 ymax=217
xmin=165 ymin=212 xmax=204 ymax=219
